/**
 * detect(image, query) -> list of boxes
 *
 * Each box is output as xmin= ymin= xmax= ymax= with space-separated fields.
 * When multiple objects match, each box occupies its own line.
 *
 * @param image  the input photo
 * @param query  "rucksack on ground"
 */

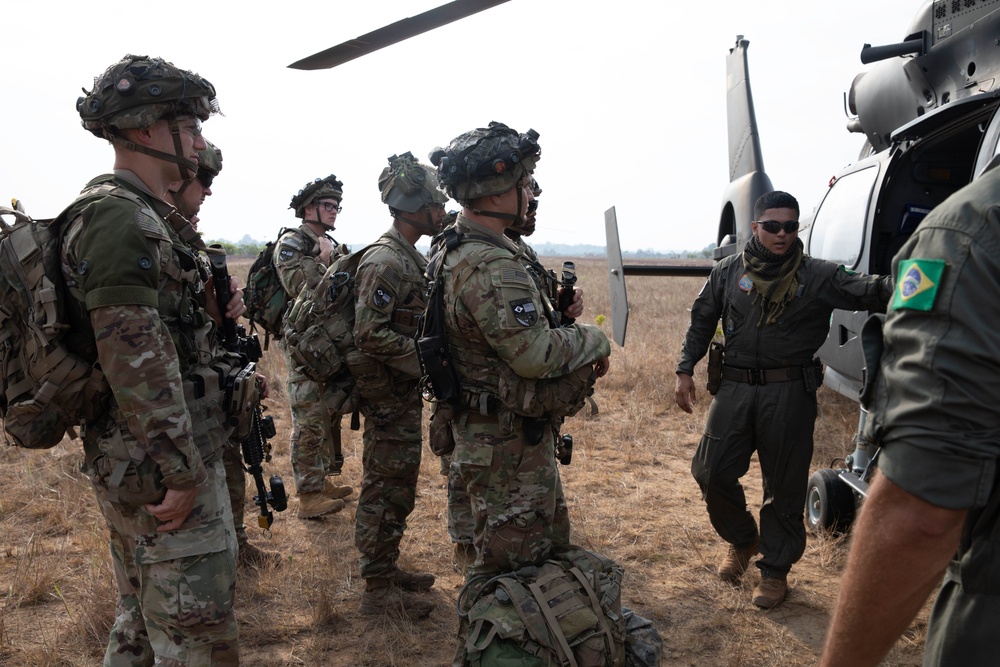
xmin=244 ymin=227 xmax=297 ymax=346
xmin=281 ymin=241 xmax=391 ymax=416
xmin=459 ymin=545 xmax=663 ymax=667
xmin=0 ymin=199 xmax=109 ymax=448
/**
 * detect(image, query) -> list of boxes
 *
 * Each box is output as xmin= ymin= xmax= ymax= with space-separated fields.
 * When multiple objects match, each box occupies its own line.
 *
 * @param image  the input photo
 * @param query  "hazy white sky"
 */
xmin=2 ymin=0 xmax=921 ymax=252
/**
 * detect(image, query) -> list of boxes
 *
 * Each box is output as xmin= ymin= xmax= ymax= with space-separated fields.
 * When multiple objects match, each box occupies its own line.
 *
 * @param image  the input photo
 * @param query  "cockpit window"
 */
xmin=807 ymin=166 xmax=878 ymax=269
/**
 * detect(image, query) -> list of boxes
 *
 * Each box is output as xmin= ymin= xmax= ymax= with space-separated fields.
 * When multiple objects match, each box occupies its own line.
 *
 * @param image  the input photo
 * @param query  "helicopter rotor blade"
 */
xmin=288 ymin=0 xmax=512 ymax=70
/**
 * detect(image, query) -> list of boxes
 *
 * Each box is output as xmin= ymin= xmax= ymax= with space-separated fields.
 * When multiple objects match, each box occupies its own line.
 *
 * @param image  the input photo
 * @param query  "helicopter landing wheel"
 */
xmin=806 ymin=468 xmax=856 ymax=535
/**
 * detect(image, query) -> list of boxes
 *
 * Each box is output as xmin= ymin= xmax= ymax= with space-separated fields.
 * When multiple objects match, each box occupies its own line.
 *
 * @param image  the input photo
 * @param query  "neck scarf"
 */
xmin=742 ymin=235 xmax=804 ymax=326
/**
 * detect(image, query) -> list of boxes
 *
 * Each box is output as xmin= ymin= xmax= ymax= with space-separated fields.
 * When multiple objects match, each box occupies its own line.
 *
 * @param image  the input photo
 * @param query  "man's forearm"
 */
xmin=820 ymin=474 xmax=966 ymax=667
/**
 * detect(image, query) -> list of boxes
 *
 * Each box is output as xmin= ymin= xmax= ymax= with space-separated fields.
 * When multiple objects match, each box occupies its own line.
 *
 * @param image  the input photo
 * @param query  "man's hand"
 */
xmin=256 ymin=372 xmax=270 ymax=400
xmin=318 ymin=236 xmax=334 ymax=265
xmin=559 ymin=285 xmax=585 ymax=320
xmin=146 ymin=487 xmax=198 ymax=532
xmin=594 ymin=356 xmax=610 ymax=378
xmin=675 ymin=372 xmax=696 ymax=413
xmin=204 ymin=275 xmax=245 ymax=326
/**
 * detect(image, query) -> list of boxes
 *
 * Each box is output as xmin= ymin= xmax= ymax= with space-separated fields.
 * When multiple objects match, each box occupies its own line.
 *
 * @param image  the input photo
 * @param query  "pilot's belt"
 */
xmin=721 ymin=365 xmax=803 ymax=385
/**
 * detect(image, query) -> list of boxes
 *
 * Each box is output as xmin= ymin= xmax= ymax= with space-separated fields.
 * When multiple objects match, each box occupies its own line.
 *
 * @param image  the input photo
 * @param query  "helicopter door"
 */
xmin=806 ymin=160 xmax=883 ymax=399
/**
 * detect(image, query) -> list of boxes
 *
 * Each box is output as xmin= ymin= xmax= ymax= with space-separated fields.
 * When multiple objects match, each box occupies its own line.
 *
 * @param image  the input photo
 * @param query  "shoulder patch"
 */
xmin=279 ymin=234 xmax=306 ymax=252
xmin=508 ymin=297 xmax=538 ymax=326
xmin=500 ymin=266 xmax=532 ymax=286
xmin=373 ymin=285 xmax=393 ymax=308
xmin=892 ymin=259 xmax=945 ymax=311
xmin=278 ymin=248 xmax=296 ymax=262
xmin=381 ymin=265 xmax=402 ymax=291
xmin=134 ymin=208 xmax=167 ymax=240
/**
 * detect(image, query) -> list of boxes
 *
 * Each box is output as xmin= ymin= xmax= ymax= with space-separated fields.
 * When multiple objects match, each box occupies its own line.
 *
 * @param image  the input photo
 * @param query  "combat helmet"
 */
xmin=379 ymin=152 xmax=448 ymax=213
xmin=290 ymin=175 xmax=344 ymax=220
xmin=197 ymin=140 xmax=223 ymax=187
xmin=429 ymin=121 xmax=540 ymax=205
xmin=77 ymin=55 xmax=218 ymax=179
xmin=170 ymin=139 xmax=223 ymax=220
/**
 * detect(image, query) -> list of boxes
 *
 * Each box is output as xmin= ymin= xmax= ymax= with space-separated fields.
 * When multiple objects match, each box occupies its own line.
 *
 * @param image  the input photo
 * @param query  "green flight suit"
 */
xmin=678 ymin=250 xmax=891 ymax=575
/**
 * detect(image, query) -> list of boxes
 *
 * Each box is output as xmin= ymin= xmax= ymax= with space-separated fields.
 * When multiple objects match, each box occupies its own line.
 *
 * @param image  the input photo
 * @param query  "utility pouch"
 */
xmin=416 ymin=332 xmax=462 ymax=403
xmin=803 ymin=358 xmax=823 ymax=394
xmin=345 ymin=348 xmax=393 ymax=402
xmin=706 ymin=342 xmax=724 ymax=395
xmin=497 ymin=364 xmax=595 ymax=419
xmin=88 ymin=422 xmax=166 ymax=507
xmin=286 ymin=323 xmax=344 ymax=383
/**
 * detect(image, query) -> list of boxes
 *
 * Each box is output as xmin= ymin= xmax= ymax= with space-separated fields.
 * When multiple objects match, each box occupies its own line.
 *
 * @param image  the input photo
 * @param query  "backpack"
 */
xmin=0 ymin=197 xmax=111 ymax=449
xmin=244 ymin=227 xmax=298 ymax=346
xmin=459 ymin=546 xmax=634 ymax=667
xmin=282 ymin=241 xmax=392 ymax=417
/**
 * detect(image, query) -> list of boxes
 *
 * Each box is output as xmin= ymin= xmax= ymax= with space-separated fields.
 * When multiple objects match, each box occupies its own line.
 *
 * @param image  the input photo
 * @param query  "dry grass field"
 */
xmin=0 ymin=256 xmax=930 ymax=666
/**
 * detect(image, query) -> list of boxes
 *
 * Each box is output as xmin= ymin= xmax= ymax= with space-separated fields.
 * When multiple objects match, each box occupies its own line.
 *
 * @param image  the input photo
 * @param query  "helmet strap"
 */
xmin=106 ymin=118 xmax=198 ymax=182
xmin=471 ymin=184 xmax=524 ymax=227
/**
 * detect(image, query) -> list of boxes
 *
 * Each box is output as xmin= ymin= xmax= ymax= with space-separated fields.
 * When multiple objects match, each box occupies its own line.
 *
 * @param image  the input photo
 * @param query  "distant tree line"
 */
xmin=206 ymin=239 xmax=718 ymax=260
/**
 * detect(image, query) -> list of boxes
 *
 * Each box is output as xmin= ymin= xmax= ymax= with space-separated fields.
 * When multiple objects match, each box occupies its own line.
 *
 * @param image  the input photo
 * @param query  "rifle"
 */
xmin=557 ymin=261 xmax=577 ymax=326
xmin=208 ymin=245 xmax=288 ymax=530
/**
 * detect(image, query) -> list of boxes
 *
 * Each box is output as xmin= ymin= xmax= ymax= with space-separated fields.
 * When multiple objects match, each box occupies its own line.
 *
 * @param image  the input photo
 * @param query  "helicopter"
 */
xmin=608 ymin=0 xmax=1000 ymax=533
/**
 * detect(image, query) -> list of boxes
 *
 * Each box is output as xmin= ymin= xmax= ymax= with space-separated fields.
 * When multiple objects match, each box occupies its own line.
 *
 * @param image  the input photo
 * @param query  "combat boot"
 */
xmin=238 ymin=542 xmax=282 ymax=569
xmin=752 ymin=572 xmax=788 ymax=609
xmin=393 ymin=568 xmax=435 ymax=592
xmin=718 ymin=539 xmax=759 ymax=583
xmin=359 ymin=580 xmax=433 ymax=620
xmin=322 ymin=478 xmax=354 ymax=500
xmin=298 ymin=492 xmax=345 ymax=519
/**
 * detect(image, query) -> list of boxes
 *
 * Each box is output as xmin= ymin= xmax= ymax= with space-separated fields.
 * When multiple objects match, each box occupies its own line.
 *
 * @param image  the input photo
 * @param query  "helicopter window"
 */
xmin=806 ymin=165 xmax=879 ymax=269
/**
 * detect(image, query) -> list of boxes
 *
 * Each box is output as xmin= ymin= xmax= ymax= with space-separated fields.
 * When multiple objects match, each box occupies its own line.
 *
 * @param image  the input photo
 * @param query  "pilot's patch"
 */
xmin=373 ymin=286 xmax=393 ymax=308
xmin=738 ymin=274 xmax=754 ymax=293
xmin=509 ymin=298 xmax=538 ymax=326
xmin=278 ymin=248 xmax=295 ymax=261
xmin=892 ymin=258 xmax=944 ymax=311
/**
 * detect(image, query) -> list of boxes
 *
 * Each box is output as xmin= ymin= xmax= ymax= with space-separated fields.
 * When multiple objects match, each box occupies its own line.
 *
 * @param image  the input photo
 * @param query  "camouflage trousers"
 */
xmin=355 ymin=399 xmax=423 ymax=581
xmin=88 ymin=456 xmax=239 ymax=666
xmin=439 ymin=454 xmax=475 ymax=545
xmin=452 ymin=412 xmax=570 ymax=577
xmin=222 ymin=442 xmax=248 ymax=545
xmin=286 ymin=369 xmax=343 ymax=494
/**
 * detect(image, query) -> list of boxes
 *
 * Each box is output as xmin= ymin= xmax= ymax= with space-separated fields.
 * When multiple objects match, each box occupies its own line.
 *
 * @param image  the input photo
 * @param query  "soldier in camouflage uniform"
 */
xmin=427 ymin=121 xmax=610 ymax=573
xmin=437 ymin=176 xmax=585 ymax=566
xmin=277 ymin=176 xmax=355 ymax=518
xmin=64 ymin=55 xmax=241 ymax=665
xmin=165 ymin=140 xmax=281 ymax=569
xmin=353 ymin=152 xmax=447 ymax=619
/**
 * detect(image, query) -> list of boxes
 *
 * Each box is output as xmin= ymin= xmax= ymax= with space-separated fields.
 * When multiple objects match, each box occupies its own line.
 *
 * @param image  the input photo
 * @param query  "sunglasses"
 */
xmin=321 ymin=201 xmax=343 ymax=213
xmin=756 ymin=219 xmax=799 ymax=234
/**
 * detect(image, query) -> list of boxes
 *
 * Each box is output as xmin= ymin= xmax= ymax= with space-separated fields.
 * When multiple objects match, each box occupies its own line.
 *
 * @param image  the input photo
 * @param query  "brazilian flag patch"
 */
xmin=892 ymin=259 xmax=945 ymax=311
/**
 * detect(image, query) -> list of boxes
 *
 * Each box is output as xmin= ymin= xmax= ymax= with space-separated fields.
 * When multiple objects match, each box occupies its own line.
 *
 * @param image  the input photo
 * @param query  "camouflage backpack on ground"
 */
xmin=282 ymin=241 xmax=392 ymax=416
xmin=0 ymin=195 xmax=116 ymax=448
xmin=244 ymin=227 xmax=297 ymax=346
xmin=459 ymin=545 xmax=663 ymax=667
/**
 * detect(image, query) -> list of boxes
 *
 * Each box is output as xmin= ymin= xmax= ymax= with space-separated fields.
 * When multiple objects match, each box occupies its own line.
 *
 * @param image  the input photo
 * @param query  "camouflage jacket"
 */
xmin=353 ymin=226 xmax=427 ymax=383
xmin=442 ymin=215 xmax=610 ymax=398
xmin=677 ymin=252 xmax=892 ymax=375
xmin=273 ymin=224 xmax=336 ymax=299
xmin=61 ymin=171 xmax=233 ymax=490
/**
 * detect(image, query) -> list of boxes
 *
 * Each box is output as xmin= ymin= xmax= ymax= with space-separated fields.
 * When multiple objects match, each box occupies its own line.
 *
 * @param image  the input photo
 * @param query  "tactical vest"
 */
xmin=62 ymin=178 xmax=236 ymax=502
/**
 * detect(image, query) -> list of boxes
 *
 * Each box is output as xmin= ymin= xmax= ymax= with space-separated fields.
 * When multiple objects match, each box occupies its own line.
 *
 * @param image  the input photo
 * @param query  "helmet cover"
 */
xmin=290 ymin=174 xmax=344 ymax=218
xmin=78 ymin=54 xmax=218 ymax=138
xmin=378 ymin=152 xmax=448 ymax=213
xmin=429 ymin=121 xmax=540 ymax=202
